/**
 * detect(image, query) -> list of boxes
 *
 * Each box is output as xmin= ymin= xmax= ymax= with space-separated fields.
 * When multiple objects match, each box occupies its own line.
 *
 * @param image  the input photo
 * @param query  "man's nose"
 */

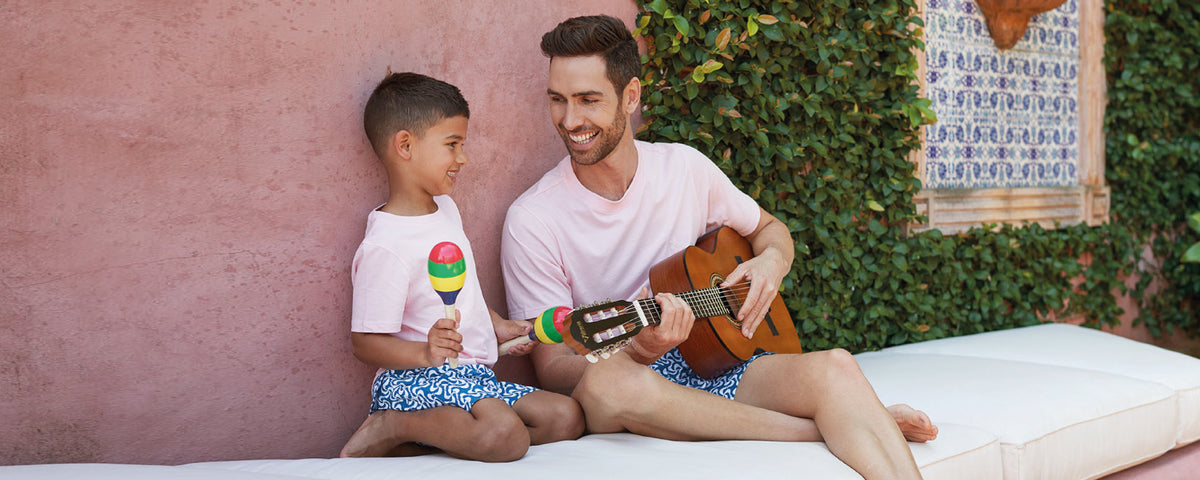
xmin=562 ymin=103 xmax=585 ymax=131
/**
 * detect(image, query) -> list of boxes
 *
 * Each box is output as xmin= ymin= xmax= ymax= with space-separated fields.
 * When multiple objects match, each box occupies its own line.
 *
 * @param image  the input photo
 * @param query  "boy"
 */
xmin=339 ymin=72 xmax=583 ymax=462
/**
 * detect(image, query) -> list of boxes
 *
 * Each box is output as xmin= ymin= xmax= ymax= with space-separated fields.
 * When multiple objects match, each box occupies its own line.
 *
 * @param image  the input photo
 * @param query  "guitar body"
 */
xmin=649 ymin=226 xmax=803 ymax=379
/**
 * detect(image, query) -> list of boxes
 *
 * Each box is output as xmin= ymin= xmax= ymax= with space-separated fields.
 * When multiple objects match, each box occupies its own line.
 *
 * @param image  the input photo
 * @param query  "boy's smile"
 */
xmin=405 ymin=114 xmax=469 ymax=204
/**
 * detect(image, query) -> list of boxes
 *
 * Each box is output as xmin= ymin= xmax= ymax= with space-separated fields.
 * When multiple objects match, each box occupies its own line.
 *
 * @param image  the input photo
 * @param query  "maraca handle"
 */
xmin=443 ymin=304 xmax=458 ymax=368
xmin=499 ymin=334 xmax=535 ymax=356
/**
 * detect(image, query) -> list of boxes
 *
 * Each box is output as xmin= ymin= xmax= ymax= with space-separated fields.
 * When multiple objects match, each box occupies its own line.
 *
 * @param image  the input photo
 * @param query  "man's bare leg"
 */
xmin=735 ymin=349 xmax=924 ymax=480
xmin=573 ymin=350 xmax=936 ymax=442
xmin=339 ymin=400 xmax=529 ymax=462
xmin=572 ymin=351 xmax=825 ymax=441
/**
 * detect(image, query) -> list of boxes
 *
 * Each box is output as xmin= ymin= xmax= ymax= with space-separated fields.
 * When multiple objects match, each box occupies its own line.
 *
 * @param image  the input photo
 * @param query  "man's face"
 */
xmin=546 ymin=55 xmax=628 ymax=166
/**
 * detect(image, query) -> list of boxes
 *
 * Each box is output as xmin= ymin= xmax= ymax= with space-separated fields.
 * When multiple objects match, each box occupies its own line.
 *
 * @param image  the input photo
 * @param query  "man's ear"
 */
xmin=623 ymin=77 xmax=642 ymax=115
xmin=392 ymin=130 xmax=413 ymax=160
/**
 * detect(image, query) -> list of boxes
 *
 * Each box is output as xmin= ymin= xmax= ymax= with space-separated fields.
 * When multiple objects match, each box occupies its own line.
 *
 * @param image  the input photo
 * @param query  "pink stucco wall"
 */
xmin=1 ymin=0 xmax=636 ymax=465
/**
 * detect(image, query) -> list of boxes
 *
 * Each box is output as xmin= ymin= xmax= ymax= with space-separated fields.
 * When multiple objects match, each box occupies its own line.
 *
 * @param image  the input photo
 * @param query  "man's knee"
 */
xmin=573 ymin=356 xmax=661 ymax=419
xmin=811 ymin=348 xmax=869 ymax=386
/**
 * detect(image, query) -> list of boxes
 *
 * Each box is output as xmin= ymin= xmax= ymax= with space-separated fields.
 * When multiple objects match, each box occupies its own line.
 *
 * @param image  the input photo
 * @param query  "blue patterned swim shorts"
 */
xmin=648 ymin=348 xmax=772 ymax=400
xmin=370 ymin=364 xmax=536 ymax=414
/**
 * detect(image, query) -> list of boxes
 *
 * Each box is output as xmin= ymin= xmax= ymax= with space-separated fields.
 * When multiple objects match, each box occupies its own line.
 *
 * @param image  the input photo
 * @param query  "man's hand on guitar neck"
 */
xmin=626 ymin=290 xmax=696 ymax=365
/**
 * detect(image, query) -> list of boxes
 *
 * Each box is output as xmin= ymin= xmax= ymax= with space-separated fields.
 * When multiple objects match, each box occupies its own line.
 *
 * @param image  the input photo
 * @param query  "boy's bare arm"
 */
xmin=351 ymin=315 xmax=463 ymax=369
xmin=490 ymin=308 xmax=536 ymax=356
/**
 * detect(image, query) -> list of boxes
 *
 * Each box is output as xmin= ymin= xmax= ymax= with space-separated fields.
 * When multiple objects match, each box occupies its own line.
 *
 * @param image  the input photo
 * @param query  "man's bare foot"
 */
xmin=340 ymin=410 xmax=406 ymax=457
xmin=888 ymin=404 xmax=938 ymax=443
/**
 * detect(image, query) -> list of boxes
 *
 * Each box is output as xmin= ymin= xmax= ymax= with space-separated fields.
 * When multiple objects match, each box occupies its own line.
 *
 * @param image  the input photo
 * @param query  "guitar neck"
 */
xmin=635 ymin=287 xmax=732 ymax=325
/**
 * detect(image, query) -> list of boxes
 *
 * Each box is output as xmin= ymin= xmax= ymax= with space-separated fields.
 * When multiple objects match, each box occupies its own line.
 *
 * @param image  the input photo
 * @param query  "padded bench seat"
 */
xmin=4 ymin=324 xmax=1198 ymax=480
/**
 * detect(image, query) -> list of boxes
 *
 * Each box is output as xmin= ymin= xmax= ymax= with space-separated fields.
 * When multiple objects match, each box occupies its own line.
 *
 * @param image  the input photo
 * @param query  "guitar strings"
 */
xmin=616 ymin=282 xmax=757 ymax=319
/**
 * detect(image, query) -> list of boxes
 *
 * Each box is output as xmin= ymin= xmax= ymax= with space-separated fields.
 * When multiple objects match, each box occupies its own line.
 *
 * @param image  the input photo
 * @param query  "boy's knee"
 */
xmin=474 ymin=414 xmax=530 ymax=462
xmin=552 ymin=397 xmax=586 ymax=441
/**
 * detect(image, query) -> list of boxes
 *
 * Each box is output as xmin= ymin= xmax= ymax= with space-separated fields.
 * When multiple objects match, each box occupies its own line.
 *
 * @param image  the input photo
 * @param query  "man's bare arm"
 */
xmin=529 ymin=342 xmax=590 ymax=396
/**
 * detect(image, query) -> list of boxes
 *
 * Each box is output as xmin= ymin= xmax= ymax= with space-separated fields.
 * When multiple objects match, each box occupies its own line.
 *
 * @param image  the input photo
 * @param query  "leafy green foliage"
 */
xmin=634 ymin=0 xmax=1198 ymax=352
xmin=1105 ymin=0 xmax=1200 ymax=337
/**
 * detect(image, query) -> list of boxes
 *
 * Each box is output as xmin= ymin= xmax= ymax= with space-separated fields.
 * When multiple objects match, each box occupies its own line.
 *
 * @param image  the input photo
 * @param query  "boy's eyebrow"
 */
xmin=443 ymin=134 xmax=465 ymax=141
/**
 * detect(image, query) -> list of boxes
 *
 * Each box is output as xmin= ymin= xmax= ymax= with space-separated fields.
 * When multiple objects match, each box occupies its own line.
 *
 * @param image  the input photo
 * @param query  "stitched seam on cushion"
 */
xmin=998 ymin=394 xmax=1175 ymax=448
xmin=917 ymin=438 xmax=1000 ymax=470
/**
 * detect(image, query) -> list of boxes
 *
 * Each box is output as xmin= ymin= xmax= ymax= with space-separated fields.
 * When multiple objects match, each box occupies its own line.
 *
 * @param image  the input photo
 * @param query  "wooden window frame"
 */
xmin=908 ymin=0 xmax=1110 ymax=235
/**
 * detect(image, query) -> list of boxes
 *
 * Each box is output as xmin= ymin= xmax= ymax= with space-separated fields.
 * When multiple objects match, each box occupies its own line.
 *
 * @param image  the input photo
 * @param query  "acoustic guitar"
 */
xmin=561 ymin=226 xmax=803 ymax=379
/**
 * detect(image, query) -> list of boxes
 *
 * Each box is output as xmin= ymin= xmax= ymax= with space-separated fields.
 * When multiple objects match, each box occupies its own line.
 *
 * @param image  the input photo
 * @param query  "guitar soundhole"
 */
xmin=708 ymin=273 xmax=743 ymax=329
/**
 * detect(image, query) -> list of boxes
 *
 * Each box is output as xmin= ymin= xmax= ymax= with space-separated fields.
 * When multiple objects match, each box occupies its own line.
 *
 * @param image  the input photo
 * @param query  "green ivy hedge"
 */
xmin=633 ymin=0 xmax=1199 ymax=352
xmin=1104 ymin=0 xmax=1200 ymax=338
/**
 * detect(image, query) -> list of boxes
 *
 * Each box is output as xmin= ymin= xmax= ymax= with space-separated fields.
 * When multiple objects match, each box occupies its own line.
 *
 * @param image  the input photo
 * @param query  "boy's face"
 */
xmin=407 ymin=115 xmax=469 ymax=197
xmin=547 ymin=55 xmax=631 ymax=167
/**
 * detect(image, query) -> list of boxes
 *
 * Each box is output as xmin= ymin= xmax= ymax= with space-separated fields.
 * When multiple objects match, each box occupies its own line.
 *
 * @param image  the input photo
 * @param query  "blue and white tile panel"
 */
xmin=924 ymin=0 xmax=1079 ymax=189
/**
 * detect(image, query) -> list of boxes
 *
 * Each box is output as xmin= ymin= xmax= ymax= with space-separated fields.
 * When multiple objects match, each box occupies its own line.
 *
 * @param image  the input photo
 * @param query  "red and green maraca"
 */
xmin=499 ymin=306 xmax=571 ymax=355
xmin=428 ymin=241 xmax=466 ymax=368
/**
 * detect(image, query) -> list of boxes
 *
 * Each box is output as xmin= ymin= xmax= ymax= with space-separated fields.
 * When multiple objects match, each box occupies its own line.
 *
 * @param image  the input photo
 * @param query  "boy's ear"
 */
xmin=392 ymin=130 xmax=413 ymax=160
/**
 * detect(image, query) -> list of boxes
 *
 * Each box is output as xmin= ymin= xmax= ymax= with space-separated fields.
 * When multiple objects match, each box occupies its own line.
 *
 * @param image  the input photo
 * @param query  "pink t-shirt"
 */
xmin=501 ymin=141 xmax=762 ymax=319
xmin=351 ymin=195 xmax=498 ymax=367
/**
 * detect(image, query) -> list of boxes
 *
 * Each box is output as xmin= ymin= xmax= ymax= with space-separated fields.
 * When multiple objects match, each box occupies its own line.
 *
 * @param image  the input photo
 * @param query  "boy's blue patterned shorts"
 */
xmin=370 ymin=364 xmax=536 ymax=414
xmin=648 ymin=348 xmax=772 ymax=400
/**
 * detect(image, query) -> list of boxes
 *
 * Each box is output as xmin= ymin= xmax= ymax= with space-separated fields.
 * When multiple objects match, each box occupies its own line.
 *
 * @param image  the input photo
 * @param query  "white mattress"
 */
xmin=857 ymin=350 xmax=1177 ymax=480
xmin=183 ymin=425 xmax=1000 ymax=480
xmin=882 ymin=323 xmax=1200 ymax=445
xmin=3 ymin=324 xmax=1197 ymax=480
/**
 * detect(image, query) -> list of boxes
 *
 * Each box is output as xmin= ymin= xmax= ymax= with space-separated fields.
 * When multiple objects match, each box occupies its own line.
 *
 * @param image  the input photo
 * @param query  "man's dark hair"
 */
xmin=540 ymin=15 xmax=640 ymax=95
xmin=362 ymin=72 xmax=469 ymax=158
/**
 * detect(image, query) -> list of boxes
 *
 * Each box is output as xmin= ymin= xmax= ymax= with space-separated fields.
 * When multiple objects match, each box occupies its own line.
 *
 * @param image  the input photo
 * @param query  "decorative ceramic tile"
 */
xmin=924 ymin=0 xmax=1079 ymax=189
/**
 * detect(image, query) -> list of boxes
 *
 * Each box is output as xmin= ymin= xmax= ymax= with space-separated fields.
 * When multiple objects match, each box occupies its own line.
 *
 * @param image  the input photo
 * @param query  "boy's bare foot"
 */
xmin=340 ymin=410 xmax=406 ymax=457
xmin=888 ymin=404 xmax=938 ymax=443
xmin=384 ymin=442 xmax=438 ymax=457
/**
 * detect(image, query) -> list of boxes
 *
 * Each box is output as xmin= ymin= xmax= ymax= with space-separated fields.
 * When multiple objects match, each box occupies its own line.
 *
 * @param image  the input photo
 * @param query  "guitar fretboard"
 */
xmin=635 ymin=286 xmax=733 ymax=325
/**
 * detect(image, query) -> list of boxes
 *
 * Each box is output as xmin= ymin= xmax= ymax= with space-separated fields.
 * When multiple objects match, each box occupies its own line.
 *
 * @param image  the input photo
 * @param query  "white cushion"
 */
xmin=0 ymin=463 xmax=314 ymax=480
xmin=856 ymin=351 xmax=1177 ymax=480
xmin=187 ymin=425 xmax=1000 ymax=480
xmin=187 ymin=434 xmax=859 ymax=479
xmin=911 ymin=422 xmax=1003 ymax=480
xmin=883 ymin=323 xmax=1200 ymax=445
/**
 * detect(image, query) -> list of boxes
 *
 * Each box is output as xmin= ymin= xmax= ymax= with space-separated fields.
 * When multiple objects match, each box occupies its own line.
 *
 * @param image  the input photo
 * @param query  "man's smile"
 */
xmin=568 ymin=130 xmax=598 ymax=145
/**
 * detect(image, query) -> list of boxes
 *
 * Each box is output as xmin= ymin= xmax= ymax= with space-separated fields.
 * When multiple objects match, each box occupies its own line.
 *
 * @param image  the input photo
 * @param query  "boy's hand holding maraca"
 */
xmin=425 ymin=311 xmax=464 ymax=367
xmin=428 ymin=241 xmax=466 ymax=368
xmin=492 ymin=314 xmax=536 ymax=356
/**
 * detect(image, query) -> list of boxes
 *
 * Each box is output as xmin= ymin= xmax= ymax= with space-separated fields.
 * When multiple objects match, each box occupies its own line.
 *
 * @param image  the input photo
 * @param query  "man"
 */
xmin=501 ymin=15 xmax=936 ymax=480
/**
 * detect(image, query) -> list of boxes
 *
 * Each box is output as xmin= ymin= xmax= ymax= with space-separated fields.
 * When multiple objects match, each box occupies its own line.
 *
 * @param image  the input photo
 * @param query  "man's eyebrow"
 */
xmin=547 ymin=88 xmax=604 ymax=98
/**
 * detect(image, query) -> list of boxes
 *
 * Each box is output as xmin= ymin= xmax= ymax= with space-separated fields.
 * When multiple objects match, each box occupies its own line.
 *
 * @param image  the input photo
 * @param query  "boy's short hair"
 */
xmin=363 ymin=72 xmax=470 ymax=158
xmin=540 ymin=15 xmax=640 ymax=96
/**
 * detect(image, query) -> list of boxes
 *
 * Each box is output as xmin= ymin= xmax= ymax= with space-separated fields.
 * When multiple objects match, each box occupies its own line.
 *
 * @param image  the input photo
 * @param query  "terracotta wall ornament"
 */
xmin=975 ymin=0 xmax=1069 ymax=49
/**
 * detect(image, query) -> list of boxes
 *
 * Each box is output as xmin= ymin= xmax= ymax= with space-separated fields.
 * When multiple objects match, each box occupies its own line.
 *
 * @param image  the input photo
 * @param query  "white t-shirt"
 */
xmin=502 ymin=141 xmax=762 ymax=319
xmin=351 ymin=195 xmax=497 ymax=367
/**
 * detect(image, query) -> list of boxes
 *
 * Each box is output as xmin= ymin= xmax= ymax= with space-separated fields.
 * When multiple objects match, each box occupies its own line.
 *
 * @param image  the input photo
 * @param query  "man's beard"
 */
xmin=560 ymin=108 xmax=627 ymax=167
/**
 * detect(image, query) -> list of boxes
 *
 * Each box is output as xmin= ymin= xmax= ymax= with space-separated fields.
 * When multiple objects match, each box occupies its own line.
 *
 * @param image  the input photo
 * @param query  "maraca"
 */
xmin=499 ymin=306 xmax=571 ymax=355
xmin=428 ymin=241 xmax=466 ymax=368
